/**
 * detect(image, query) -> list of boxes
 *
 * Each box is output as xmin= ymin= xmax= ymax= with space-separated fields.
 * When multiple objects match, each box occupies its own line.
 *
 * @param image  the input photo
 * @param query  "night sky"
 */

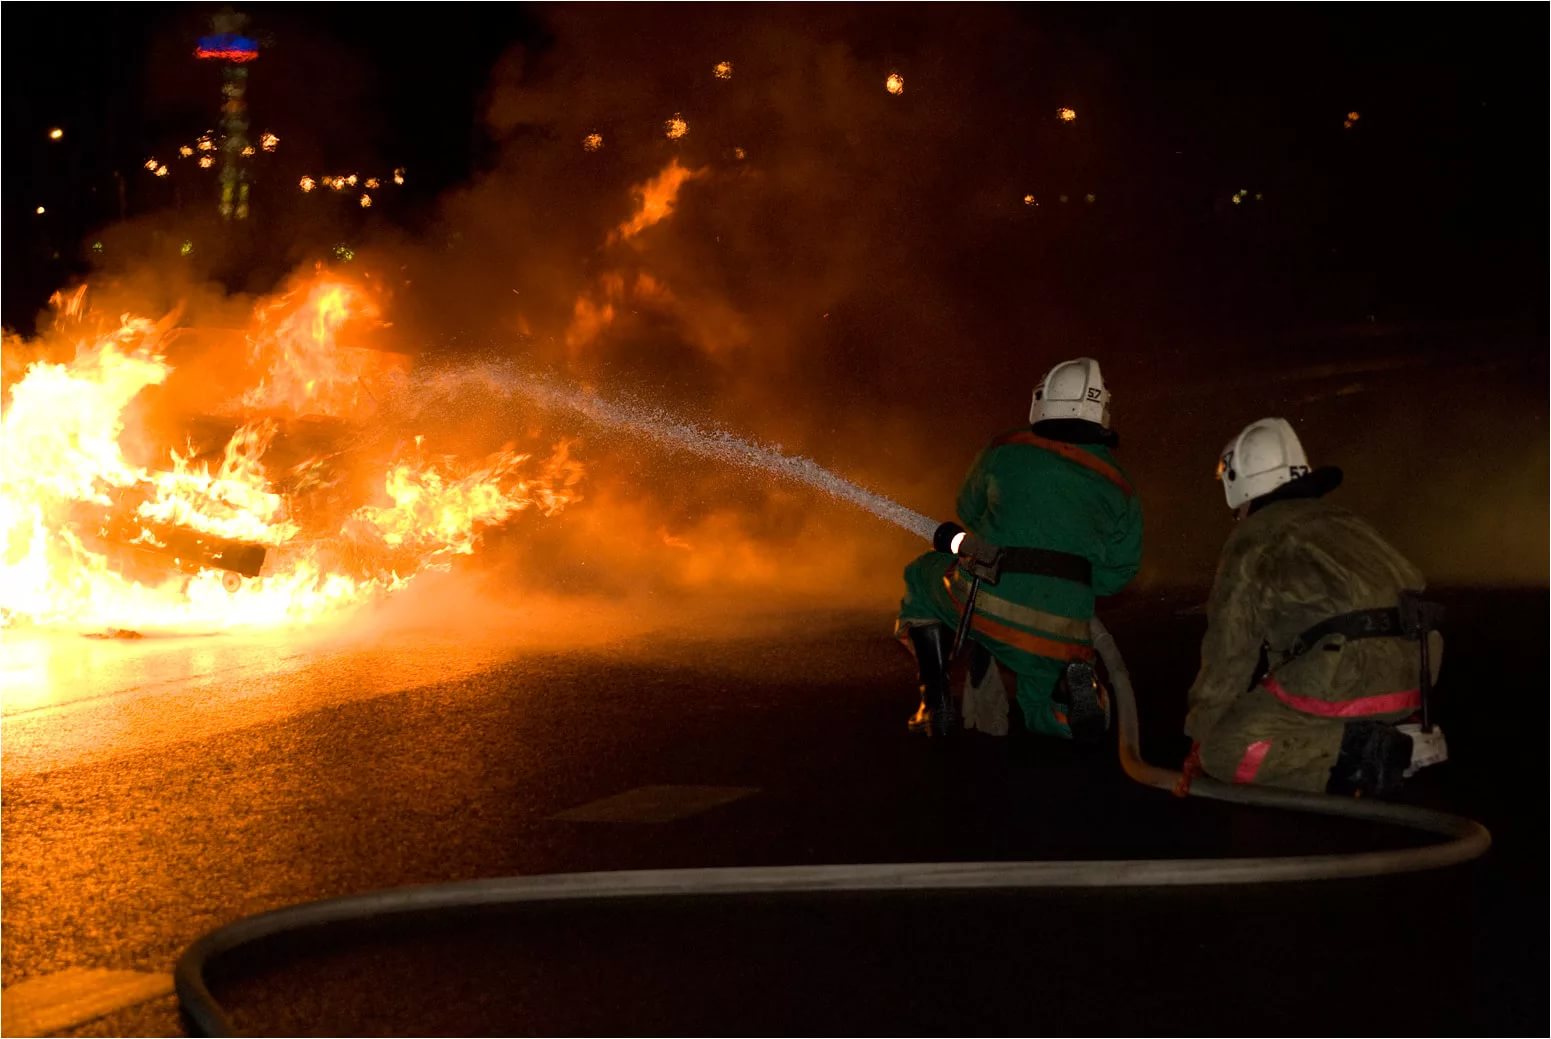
xmin=4 ymin=5 xmax=1543 ymax=328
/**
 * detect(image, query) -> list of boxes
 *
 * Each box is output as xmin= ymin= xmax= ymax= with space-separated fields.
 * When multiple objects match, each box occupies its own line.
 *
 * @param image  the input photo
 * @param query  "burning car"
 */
xmin=70 ymin=485 xmax=269 ymax=594
xmin=1 ymin=275 xmax=584 ymax=634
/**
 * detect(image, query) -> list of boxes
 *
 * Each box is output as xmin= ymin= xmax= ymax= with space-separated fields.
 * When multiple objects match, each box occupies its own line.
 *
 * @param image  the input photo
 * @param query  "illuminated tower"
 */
xmin=195 ymin=11 xmax=259 ymax=221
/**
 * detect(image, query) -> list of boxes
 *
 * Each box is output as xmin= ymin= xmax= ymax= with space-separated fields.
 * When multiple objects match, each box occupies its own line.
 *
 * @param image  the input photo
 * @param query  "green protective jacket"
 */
xmin=957 ymin=430 xmax=1144 ymax=614
xmin=900 ymin=429 xmax=1143 ymax=734
xmin=1185 ymin=495 xmax=1437 ymax=747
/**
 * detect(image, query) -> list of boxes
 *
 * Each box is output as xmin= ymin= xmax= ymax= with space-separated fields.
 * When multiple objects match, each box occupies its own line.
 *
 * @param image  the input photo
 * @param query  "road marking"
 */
xmin=1 ymin=968 xmax=173 ymax=1036
xmin=552 ymin=784 xmax=758 ymax=823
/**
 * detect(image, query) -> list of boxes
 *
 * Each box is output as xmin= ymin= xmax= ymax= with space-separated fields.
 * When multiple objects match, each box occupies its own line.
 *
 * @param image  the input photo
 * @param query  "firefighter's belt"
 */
xmin=1284 ymin=591 xmax=1444 ymax=663
xmin=999 ymin=546 xmax=1093 ymax=585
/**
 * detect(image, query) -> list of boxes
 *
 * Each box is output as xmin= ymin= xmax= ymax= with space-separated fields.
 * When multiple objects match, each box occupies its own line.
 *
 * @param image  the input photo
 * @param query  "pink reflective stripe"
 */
xmin=1263 ymin=675 xmax=1420 ymax=718
xmin=1233 ymin=739 xmax=1272 ymax=784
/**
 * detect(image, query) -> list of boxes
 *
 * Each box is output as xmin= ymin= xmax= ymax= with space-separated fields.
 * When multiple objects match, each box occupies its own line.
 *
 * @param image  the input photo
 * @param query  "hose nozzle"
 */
xmin=934 ymin=521 xmax=1002 ymax=584
xmin=931 ymin=521 xmax=966 ymax=554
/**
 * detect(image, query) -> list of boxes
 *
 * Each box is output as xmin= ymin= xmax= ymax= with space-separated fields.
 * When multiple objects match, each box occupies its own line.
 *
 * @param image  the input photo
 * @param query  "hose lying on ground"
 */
xmin=175 ymin=617 xmax=1491 ymax=1036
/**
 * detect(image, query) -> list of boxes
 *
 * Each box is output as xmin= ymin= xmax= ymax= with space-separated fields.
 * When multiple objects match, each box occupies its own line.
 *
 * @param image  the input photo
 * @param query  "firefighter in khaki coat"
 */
xmin=896 ymin=358 xmax=1143 ymax=742
xmin=1186 ymin=418 xmax=1448 ymax=796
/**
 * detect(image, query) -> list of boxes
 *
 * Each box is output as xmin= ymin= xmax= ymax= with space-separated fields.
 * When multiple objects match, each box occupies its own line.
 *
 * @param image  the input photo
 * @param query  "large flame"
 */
xmin=242 ymin=279 xmax=403 ymax=418
xmin=1 ymin=275 xmax=584 ymax=634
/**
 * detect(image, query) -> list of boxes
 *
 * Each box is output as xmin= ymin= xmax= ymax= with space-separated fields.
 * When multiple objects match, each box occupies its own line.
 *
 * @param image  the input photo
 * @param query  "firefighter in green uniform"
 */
xmin=896 ymin=358 xmax=1143 ymax=742
xmin=1185 ymin=418 xmax=1449 ymax=796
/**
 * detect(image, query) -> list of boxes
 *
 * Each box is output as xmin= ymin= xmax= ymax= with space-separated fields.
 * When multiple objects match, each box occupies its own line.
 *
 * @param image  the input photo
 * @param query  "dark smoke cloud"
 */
xmin=375 ymin=7 xmax=1544 ymax=595
xmin=366 ymin=9 xmax=1123 ymax=603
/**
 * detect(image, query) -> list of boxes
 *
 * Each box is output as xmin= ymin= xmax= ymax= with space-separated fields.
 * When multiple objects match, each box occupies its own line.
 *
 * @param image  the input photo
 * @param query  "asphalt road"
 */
xmin=1 ymin=587 xmax=1543 ymax=1035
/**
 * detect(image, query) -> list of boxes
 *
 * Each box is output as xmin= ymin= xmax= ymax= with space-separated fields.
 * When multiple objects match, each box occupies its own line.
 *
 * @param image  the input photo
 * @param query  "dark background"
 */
xmin=5 ymin=5 xmax=1544 ymax=329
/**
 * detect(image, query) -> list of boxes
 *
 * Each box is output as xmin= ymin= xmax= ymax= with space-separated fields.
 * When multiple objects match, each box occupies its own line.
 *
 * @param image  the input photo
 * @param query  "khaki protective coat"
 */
xmin=1187 ymin=496 xmax=1440 ymax=791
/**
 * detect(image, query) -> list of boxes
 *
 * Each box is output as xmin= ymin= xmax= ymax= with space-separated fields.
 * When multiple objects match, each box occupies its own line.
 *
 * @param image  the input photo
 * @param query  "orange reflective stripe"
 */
xmin=991 ymin=430 xmax=1134 ymax=497
xmin=946 ymin=571 xmax=1091 ymax=638
xmin=973 ymin=611 xmax=1096 ymax=661
xmin=943 ymin=577 xmax=1094 ymax=662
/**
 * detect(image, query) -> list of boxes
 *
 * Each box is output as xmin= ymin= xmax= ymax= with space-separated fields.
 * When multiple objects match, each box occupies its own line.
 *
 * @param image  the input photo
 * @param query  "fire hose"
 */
xmin=174 ymin=619 xmax=1491 ymax=1036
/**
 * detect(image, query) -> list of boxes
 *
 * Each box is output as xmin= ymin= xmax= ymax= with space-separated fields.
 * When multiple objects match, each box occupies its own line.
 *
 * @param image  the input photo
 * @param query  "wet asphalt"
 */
xmin=1 ymin=588 xmax=1543 ymax=1035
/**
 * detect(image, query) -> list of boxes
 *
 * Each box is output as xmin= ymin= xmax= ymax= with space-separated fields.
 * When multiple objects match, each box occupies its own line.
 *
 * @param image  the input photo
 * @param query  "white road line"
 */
xmin=1 ymin=968 xmax=172 ymax=1037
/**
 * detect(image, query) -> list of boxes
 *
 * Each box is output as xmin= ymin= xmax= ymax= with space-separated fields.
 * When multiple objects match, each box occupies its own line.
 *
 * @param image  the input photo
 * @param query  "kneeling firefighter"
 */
xmin=1184 ymin=418 xmax=1449 ymax=796
xmin=896 ymin=358 xmax=1143 ymax=741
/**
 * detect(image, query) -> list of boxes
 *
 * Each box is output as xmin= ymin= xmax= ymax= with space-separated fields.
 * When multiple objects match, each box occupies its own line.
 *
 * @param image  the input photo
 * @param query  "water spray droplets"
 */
xmin=421 ymin=363 xmax=938 ymax=542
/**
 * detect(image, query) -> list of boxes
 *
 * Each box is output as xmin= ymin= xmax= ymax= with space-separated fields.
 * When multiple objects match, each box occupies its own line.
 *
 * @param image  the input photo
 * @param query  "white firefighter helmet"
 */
xmin=1029 ymin=357 xmax=1110 ymax=428
xmin=1217 ymin=417 xmax=1312 ymax=510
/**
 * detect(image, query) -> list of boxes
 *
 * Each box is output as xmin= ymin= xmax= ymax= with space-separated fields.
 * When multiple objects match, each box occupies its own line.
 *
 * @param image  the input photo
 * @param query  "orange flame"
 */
xmin=241 ymin=279 xmax=403 ymax=419
xmin=613 ymin=159 xmax=704 ymax=242
xmin=0 ymin=278 xmax=585 ymax=633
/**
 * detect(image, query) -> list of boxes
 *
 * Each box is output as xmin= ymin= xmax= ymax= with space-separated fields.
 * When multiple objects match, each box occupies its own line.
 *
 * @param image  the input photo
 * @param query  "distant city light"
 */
xmin=359 ymin=193 xmax=372 ymax=208
xmin=664 ymin=114 xmax=689 ymax=139
xmin=240 ymin=145 xmax=256 ymax=157
xmin=1254 ymin=192 xmax=1264 ymax=201
xmin=713 ymin=60 xmax=733 ymax=80
xmin=1232 ymin=194 xmax=1242 ymax=205
xmin=365 ymin=177 xmax=380 ymax=189
xmin=1057 ymin=107 xmax=1077 ymax=122
xmin=35 ymin=205 xmax=45 ymax=215
xmin=47 ymin=127 xmax=64 ymax=141
xmin=334 ymin=243 xmax=355 ymax=262
xmin=1023 ymin=193 xmax=1037 ymax=206
xmin=392 ymin=167 xmax=405 ymax=185
xmin=1059 ymin=194 xmax=1069 ymax=203
xmin=345 ymin=174 xmax=358 ymax=186
xmin=197 ymin=137 xmax=215 ymax=152
xmin=180 ymin=240 xmax=194 ymax=256
xmin=155 ymin=165 xmax=169 ymax=177
xmin=144 ymin=159 xmax=159 ymax=171
xmin=1084 ymin=192 xmax=1096 ymax=203
xmin=885 ymin=72 xmax=905 ymax=96
xmin=179 ymin=145 xmax=194 ymax=157
xmin=1343 ymin=110 xmax=1361 ymax=129
xmin=732 ymin=146 xmax=747 ymax=160
xmin=582 ymin=132 xmax=603 ymax=152
xmin=92 ymin=240 xmax=104 ymax=252
xmin=299 ymin=176 xmax=316 ymax=192
xmin=260 ymin=132 xmax=279 ymax=152
xmin=198 ymin=155 xmax=215 ymax=169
